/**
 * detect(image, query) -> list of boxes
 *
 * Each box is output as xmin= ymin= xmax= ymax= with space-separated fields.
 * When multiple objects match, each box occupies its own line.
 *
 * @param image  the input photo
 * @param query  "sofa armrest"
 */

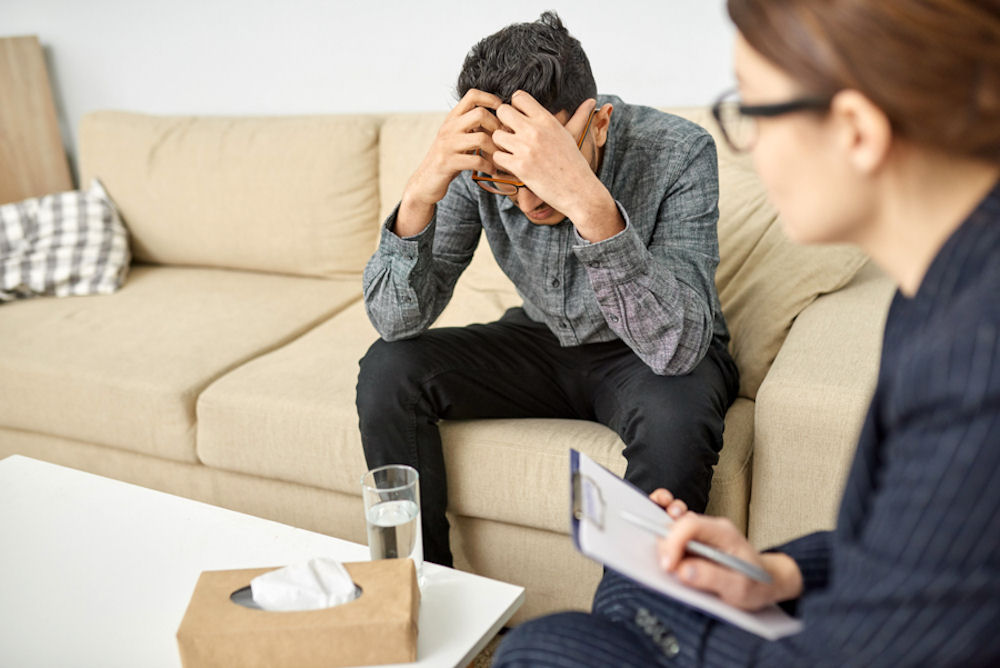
xmin=748 ymin=261 xmax=895 ymax=549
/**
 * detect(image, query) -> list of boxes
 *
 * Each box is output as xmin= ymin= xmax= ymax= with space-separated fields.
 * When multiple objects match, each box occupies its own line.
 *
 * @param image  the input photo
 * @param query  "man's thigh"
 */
xmin=588 ymin=342 xmax=734 ymax=425
xmin=357 ymin=308 xmax=588 ymax=421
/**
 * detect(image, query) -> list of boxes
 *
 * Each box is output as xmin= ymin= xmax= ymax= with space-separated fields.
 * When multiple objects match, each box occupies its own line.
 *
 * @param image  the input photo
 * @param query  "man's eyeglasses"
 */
xmin=472 ymin=109 xmax=597 ymax=196
xmin=711 ymin=88 xmax=831 ymax=153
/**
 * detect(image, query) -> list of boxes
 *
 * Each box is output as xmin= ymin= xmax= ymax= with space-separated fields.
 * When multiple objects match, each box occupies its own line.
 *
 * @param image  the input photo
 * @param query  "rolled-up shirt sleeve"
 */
xmin=572 ymin=134 xmax=720 ymax=375
xmin=362 ymin=178 xmax=482 ymax=341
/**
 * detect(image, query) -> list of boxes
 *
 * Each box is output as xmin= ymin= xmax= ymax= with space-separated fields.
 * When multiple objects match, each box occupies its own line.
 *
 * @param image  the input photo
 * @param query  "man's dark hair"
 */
xmin=456 ymin=11 xmax=597 ymax=115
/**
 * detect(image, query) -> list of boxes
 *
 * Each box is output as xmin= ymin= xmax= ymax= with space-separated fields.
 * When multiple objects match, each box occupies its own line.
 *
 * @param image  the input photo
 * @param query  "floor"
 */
xmin=469 ymin=630 xmax=506 ymax=667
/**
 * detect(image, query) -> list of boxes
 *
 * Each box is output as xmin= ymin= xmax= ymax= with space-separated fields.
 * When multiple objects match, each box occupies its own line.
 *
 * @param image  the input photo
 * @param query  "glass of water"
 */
xmin=360 ymin=464 xmax=423 ymax=582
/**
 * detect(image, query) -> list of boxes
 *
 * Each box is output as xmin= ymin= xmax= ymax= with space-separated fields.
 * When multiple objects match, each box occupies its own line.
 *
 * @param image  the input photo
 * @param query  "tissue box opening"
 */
xmin=177 ymin=560 xmax=419 ymax=668
xmin=229 ymin=584 xmax=363 ymax=610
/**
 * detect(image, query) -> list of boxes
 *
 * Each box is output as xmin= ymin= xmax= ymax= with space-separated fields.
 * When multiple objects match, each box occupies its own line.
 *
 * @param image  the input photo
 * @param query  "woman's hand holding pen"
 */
xmin=649 ymin=488 xmax=805 ymax=611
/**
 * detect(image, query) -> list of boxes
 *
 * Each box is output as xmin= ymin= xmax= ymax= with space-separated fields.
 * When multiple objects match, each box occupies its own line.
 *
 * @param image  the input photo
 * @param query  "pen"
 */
xmin=619 ymin=510 xmax=773 ymax=584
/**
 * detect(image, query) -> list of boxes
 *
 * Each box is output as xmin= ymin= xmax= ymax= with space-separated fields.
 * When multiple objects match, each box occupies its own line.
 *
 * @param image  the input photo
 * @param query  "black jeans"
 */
xmin=356 ymin=308 xmax=739 ymax=567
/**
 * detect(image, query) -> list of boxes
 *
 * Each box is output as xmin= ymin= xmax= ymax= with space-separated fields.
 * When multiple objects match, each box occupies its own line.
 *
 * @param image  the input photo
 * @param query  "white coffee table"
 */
xmin=0 ymin=455 xmax=524 ymax=668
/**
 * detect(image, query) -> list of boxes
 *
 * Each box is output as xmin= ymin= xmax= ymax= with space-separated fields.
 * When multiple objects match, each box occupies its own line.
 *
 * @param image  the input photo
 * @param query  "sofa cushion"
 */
xmin=195 ymin=279 xmax=522 ymax=495
xmin=0 ymin=265 xmax=360 ymax=462
xmin=0 ymin=179 xmax=129 ymax=302
xmin=442 ymin=397 xmax=754 ymax=534
xmin=78 ymin=112 xmax=381 ymax=279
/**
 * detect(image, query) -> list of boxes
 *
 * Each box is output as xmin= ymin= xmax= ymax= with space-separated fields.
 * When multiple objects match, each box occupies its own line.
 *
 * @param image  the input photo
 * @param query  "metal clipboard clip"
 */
xmin=571 ymin=471 xmax=606 ymax=531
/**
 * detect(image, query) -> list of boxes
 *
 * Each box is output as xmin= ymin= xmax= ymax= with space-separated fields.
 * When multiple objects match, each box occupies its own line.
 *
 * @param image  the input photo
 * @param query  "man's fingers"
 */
xmin=455 ymin=152 xmax=495 ymax=175
xmin=491 ymin=146 xmax=515 ymax=175
xmin=454 ymin=130 xmax=500 ymax=159
xmin=509 ymin=89 xmax=547 ymax=116
xmin=456 ymin=105 xmax=501 ymax=135
xmin=491 ymin=128 xmax=515 ymax=152
xmin=495 ymin=103 xmax=528 ymax=135
xmin=497 ymin=91 xmax=569 ymax=138
xmin=453 ymin=88 xmax=503 ymax=115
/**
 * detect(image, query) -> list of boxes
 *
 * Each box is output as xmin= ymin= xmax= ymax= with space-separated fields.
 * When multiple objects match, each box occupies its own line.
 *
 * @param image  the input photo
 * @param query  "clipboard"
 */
xmin=570 ymin=449 xmax=804 ymax=640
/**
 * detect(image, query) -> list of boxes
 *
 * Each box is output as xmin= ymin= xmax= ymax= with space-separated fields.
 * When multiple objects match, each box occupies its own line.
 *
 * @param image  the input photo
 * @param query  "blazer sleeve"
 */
xmin=767 ymin=531 xmax=832 ymax=607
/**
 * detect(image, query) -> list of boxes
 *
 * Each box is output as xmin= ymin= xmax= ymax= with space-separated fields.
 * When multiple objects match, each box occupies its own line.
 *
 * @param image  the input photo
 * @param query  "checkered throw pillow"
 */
xmin=0 ymin=179 xmax=130 ymax=303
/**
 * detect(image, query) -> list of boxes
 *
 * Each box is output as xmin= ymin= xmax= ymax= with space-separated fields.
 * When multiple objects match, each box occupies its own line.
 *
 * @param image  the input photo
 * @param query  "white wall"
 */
xmin=2 ymin=0 xmax=735 ymax=178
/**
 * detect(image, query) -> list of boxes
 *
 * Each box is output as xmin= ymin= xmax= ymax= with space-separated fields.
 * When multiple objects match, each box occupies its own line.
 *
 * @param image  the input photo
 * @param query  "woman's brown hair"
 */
xmin=727 ymin=0 xmax=1000 ymax=164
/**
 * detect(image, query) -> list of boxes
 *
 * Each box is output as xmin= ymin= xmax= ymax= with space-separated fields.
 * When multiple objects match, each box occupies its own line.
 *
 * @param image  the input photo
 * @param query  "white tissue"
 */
xmin=250 ymin=557 xmax=359 ymax=611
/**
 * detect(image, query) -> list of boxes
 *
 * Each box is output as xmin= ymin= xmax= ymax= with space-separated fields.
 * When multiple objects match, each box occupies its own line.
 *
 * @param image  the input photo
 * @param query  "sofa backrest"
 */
xmin=78 ymin=111 xmax=381 ymax=279
xmin=78 ymin=106 xmax=865 ymax=400
xmin=667 ymin=107 xmax=867 ymax=398
xmin=378 ymin=107 xmax=866 ymax=399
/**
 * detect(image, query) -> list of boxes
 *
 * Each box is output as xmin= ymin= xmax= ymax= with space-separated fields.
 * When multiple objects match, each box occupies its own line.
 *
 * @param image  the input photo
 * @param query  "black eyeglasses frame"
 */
xmin=711 ymin=88 xmax=831 ymax=153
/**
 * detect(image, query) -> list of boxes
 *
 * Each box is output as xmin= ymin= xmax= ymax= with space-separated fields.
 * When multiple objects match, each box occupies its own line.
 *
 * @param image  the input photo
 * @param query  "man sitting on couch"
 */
xmin=356 ymin=11 xmax=738 ymax=567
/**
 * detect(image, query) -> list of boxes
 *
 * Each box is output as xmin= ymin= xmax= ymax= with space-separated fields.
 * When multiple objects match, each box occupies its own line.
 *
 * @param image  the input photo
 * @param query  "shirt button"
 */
xmin=609 ymin=314 xmax=619 ymax=323
xmin=559 ymin=321 xmax=568 ymax=329
xmin=663 ymin=634 xmax=680 ymax=658
xmin=588 ymin=260 xmax=601 ymax=268
xmin=551 ymin=278 xmax=560 ymax=288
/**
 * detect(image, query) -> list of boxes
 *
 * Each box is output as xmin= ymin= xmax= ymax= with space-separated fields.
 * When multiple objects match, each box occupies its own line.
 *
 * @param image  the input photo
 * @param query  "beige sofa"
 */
xmin=0 ymin=106 xmax=895 ymax=623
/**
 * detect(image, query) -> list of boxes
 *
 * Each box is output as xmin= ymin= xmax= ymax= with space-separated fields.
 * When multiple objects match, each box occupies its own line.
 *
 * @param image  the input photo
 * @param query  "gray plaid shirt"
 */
xmin=363 ymin=95 xmax=729 ymax=375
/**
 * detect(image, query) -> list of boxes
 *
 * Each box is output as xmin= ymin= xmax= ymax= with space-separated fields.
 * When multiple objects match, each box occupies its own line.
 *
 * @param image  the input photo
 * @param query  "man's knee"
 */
xmin=621 ymin=348 xmax=733 ymax=448
xmin=616 ymin=392 xmax=724 ymax=509
xmin=620 ymin=390 xmax=725 ymax=459
xmin=356 ymin=338 xmax=430 ymax=413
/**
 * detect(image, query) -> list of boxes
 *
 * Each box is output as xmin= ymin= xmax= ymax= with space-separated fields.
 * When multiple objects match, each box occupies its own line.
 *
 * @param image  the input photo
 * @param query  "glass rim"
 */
xmin=360 ymin=463 xmax=419 ymax=491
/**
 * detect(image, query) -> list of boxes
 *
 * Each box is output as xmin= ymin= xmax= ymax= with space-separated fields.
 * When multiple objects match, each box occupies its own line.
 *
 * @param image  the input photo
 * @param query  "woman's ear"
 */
xmin=830 ymin=90 xmax=892 ymax=175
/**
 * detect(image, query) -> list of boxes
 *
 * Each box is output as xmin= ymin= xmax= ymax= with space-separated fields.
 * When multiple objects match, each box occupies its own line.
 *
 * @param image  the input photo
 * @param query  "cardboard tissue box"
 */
xmin=176 ymin=559 xmax=419 ymax=668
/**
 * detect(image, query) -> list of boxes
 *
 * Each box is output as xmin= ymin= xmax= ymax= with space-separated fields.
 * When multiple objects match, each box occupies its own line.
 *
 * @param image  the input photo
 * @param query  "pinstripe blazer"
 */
xmin=698 ymin=181 xmax=1000 ymax=666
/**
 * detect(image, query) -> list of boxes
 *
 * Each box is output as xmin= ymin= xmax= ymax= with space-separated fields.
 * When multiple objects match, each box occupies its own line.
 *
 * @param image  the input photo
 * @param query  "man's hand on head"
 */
xmin=492 ymin=91 xmax=596 ymax=215
xmin=397 ymin=88 xmax=503 ymax=237
xmin=492 ymin=91 xmax=623 ymax=240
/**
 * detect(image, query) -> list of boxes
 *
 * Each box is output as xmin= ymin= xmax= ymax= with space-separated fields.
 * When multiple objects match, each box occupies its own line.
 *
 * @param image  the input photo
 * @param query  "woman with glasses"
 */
xmin=495 ymin=1 xmax=1000 ymax=665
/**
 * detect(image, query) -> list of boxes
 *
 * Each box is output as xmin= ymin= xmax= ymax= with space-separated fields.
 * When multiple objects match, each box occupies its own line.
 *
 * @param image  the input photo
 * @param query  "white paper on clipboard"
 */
xmin=570 ymin=449 xmax=804 ymax=640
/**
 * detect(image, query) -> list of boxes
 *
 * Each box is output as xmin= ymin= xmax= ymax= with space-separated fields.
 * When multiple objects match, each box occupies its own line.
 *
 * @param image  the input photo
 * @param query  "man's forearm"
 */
xmin=395 ymin=192 xmax=436 ymax=238
xmin=575 ymin=213 xmax=715 ymax=375
xmin=569 ymin=180 xmax=625 ymax=242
